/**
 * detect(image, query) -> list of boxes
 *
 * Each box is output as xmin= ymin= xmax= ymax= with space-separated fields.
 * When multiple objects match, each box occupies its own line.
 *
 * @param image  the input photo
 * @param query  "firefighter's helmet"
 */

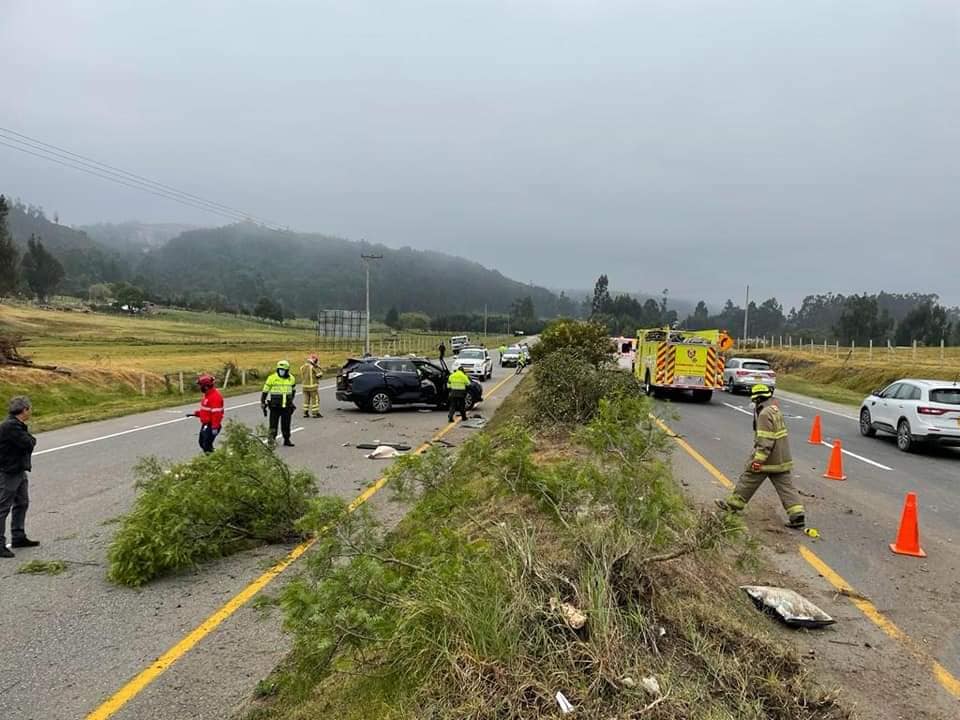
xmin=276 ymin=360 xmax=291 ymax=371
xmin=197 ymin=374 xmax=216 ymax=391
xmin=751 ymin=383 xmax=773 ymax=401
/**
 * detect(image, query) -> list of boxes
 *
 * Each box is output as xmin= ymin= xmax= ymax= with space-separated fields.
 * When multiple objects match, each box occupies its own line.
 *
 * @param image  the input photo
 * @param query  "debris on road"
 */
xmin=741 ymin=585 xmax=835 ymax=628
xmin=461 ymin=417 xmax=488 ymax=429
xmin=356 ymin=442 xmax=411 ymax=451
xmin=17 ymin=559 xmax=68 ymax=576
xmin=366 ymin=445 xmax=407 ymax=459
xmin=804 ymin=527 xmax=821 ymax=538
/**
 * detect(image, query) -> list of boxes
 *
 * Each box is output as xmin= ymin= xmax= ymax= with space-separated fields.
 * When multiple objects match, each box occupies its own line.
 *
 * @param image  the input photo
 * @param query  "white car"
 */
xmin=859 ymin=379 xmax=960 ymax=452
xmin=500 ymin=345 xmax=522 ymax=367
xmin=723 ymin=357 xmax=777 ymax=394
xmin=450 ymin=335 xmax=470 ymax=354
xmin=452 ymin=347 xmax=493 ymax=380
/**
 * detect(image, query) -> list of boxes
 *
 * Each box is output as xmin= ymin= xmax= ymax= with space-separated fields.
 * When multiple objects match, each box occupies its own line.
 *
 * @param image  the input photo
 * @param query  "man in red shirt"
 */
xmin=189 ymin=374 xmax=224 ymax=453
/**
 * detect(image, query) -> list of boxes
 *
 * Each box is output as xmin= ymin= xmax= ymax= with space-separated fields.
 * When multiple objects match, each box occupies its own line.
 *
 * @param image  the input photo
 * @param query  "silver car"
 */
xmin=723 ymin=357 xmax=776 ymax=394
xmin=452 ymin=347 xmax=493 ymax=380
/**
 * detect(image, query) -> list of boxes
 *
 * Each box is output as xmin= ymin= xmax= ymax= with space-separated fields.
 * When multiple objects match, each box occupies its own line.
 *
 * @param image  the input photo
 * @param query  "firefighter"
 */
xmin=446 ymin=366 xmax=470 ymax=422
xmin=716 ymin=384 xmax=805 ymax=528
xmin=261 ymin=360 xmax=296 ymax=447
xmin=188 ymin=374 xmax=224 ymax=453
xmin=299 ymin=354 xmax=323 ymax=418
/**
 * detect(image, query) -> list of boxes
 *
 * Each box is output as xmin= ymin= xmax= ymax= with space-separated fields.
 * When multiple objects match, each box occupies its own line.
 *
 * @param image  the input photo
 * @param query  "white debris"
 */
xmin=549 ymin=597 xmax=587 ymax=630
xmin=640 ymin=676 xmax=662 ymax=697
xmin=365 ymin=445 xmax=405 ymax=459
xmin=555 ymin=691 xmax=574 ymax=714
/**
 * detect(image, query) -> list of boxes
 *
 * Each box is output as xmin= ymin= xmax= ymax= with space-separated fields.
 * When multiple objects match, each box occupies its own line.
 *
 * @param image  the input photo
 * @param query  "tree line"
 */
xmin=587 ymin=273 xmax=960 ymax=346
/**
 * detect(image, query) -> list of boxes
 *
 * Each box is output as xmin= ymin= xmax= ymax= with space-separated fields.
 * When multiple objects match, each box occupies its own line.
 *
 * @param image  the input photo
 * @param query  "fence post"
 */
xmin=852 ymin=339 xmax=855 ymax=357
xmin=178 ymin=371 xmax=184 ymax=394
xmin=869 ymin=339 xmax=873 ymax=359
xmin=941 ymin=338 xmax=946 ymax=363
xmin=241 ymin=369 xmax=246 ymax=386
xmin=788 ymin=336 xmax=792 ymax=349
xmin=223 ymin=368 xmax=232 ymax=389
xmin=835 ymin=340 xmax=839 ymax=358
xmin=913 ymin=340 xmax=917 ymax=360
xmin=140 ymin=373 xmax=146 ymax=397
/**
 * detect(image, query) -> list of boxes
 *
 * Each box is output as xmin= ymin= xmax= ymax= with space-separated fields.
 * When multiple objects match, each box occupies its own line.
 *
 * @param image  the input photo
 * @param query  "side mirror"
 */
xmin=872 ymin=388 xmax=883 ymax=397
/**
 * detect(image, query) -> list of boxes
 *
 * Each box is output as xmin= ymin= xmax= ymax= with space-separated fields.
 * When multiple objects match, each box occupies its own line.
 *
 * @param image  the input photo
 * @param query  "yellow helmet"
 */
xmin=751 ymin=383 xmax=773 ymax=400
xmin=276 ymin=360 xmax=290 ymax=370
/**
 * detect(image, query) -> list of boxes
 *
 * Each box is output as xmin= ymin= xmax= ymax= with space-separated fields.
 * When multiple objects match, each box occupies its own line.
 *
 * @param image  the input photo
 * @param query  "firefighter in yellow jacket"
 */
xmin=299 ymin=354 xmax=323 ymax=418
xmin=716 ymin=384 xmax=805 ymax=528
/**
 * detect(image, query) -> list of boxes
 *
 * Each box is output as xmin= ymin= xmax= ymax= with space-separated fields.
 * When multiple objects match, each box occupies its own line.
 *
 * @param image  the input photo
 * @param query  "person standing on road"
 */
xmin=0 ymin=396 xmax=38 ymax=558
xmin=261 ymin=360 xmax=296 ymax=448
xmin=188 ymin=374 xmax=224 ymax=453
xmin=515 ymin=352 xmax=527 ymax=375
xmin=446 ymin=366 xmax=470 ymax=422
xmin=499 ymin=344 xmax=507 ymax=367
xmin=299 ymin=354 xmax=323 ymax=418
xmin=716 ymin=384 xmax=805 ymax=529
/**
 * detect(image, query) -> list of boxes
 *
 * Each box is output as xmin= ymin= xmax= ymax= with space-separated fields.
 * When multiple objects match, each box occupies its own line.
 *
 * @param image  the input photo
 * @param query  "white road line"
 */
xmin=725 ymin=402 xmax=892 ymax=470
xmin=35 ymin=385 xmax=335 ymax=456
xmin=820 ymin=440 xmax=893 ymax=470
xmin=776 ymin=394 xmax=859 ymax=422
xmin=723 ymin=402 xmax=753 ymax=417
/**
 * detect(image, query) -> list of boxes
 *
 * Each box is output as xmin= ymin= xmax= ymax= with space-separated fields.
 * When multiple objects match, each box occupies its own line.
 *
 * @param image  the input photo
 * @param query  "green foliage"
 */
xmin=87 ymin=282 xmax=112 ymax=302
xmin=20 ymin=235 xmax=65 ymax=302
xmin=111 ymin=281 xmax=147 ymax=308
xmin=894 ymin=300 xmax=952 ymax=346
xmin=18 ymin=559 xmax=68 ymax=575
xmin=0 ymin=195 xmax=19 ymax=298
xmin=107 ymin=423 xmax=315 ymax=587
xmin=398 ymin=311 xmax=430 ymax=330
xmin=531 ymin=317 xmax=612 ymax=366
xmin=254 ymin=296 xmax=284 ymax=324
xmin=531 ymin=348 xmax=643 ymax=425
xmin=384 ymin=306 xmax=400 ymax=329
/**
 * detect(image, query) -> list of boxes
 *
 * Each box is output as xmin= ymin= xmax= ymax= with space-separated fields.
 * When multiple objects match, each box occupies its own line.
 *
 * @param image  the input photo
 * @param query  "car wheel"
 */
xmin=370 ymin=391 xmax=392 ymax=414
xmin=644 ymin=372 xmax=653 ymax=396
xmin=859 ymin=408 xmax=876 ymax=437
xmin=896 ymin=419 xmax=914 ymax=452
xmin=464 ymin=393 xmax=476 ymax=410
xmin=725 ymin=376 xmax=735 ymax=393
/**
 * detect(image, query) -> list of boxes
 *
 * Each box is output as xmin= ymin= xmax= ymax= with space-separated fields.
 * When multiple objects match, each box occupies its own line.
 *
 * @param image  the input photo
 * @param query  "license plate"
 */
xmin=679 ymin=375 xmax=704 ymax=386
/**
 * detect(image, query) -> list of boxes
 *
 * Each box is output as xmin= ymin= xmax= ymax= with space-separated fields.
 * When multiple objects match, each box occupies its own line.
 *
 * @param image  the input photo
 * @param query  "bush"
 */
xmin=107 ymin=423 xmax=316 ymax=587
xmin=531 ymin=318 xmax=613 ymax=366
xmin=532 ymin=348 xmax=643 ymax=425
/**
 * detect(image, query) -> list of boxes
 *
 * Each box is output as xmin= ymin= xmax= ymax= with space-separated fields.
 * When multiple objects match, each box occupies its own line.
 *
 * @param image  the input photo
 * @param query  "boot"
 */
xmin=714 ymin=498 xmax=742 ymax=514
xmin=11 ymin=537 xmax=39 ymax=548
xmin=283 ymin=439 xmax=295 ymax=447
xmin=785 ymin=513 xmax=806 ymax=529
xmin=313 ymin=412 xmax=323 ymax=418
xmin=0 ymin=546 xmax=14 ymax=558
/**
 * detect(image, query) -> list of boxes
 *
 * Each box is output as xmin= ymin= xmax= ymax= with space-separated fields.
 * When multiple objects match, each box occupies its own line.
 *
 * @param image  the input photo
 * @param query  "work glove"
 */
xmin=185 ymin=412 xmax=195 ymax=418
xmin=261 ymin=404 xmax=268 ymax=417
xmin=750 ymin=461 xmax=763 ymax=472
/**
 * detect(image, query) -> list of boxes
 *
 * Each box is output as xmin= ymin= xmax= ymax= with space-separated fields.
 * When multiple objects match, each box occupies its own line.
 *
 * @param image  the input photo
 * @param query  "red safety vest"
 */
xmin=197 ymin=388 xmax=224 ymax=429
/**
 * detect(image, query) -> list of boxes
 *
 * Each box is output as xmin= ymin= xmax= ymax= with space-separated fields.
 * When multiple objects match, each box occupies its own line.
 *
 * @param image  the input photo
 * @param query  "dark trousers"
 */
xmin=0 ymin=471 xmax=29 ymax=543
xmin=448 ymin=391 xmax=467 ymax=421
xmin=268 ymin=406 xmax=293 ymax=441
xmin=198 ymin=425 xmax=220 ymax=453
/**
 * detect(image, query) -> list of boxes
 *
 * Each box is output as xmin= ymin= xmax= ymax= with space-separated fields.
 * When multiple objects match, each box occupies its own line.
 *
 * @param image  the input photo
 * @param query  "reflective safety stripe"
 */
xmin=200 ymin=405 xmax=224 ymax=413
xmin=753 ymin=452 xmax=769 ymax=461
xmin=726 ymin=494 xmax=747 ymax=510
xmin=760 ymin=461 xmax=793 ymax=472
xmin=756 ymin=429 xmax=788 ymax=440
xmin=786 ymin=504 xmax=805 ymax=516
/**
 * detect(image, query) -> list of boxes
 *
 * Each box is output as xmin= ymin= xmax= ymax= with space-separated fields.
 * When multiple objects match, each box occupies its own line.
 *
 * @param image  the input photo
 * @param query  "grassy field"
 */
xmin=0 ymin=302 xmax=516 ymax=431
xmin=750 ymin=348 xmax=960 ymax=406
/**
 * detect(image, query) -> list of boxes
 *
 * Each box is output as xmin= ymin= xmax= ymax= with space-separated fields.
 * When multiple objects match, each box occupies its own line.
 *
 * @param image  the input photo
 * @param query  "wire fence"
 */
xmin=735 ymin=335 xmax=960 ymax=369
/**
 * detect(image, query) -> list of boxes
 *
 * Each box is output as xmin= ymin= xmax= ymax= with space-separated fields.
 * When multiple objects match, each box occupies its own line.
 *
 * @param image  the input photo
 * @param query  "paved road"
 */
xmin=658 ymin=387 xmax=960 ymax=713
xmin=0 ymin=361 xmax=526 ymax=720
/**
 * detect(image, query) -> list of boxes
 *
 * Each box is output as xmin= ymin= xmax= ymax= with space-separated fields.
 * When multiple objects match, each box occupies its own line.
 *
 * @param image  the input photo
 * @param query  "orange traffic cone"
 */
xmin=808 ymin=415 xmax=823 ymax=445
xmin=890 ymin=492 xmax=926 ymax=557
xmin=823 ymin=439 xmax=847 ymax=480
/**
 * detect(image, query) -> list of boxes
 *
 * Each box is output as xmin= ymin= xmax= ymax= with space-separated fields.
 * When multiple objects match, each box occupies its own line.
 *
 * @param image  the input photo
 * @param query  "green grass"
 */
xmin=777 ymin=375 xmax=866 ymax=407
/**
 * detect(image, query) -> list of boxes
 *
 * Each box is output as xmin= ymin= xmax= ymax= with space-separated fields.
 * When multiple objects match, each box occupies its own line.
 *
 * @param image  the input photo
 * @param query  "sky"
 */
xmin=2 ymin=0 xmax=958 ymax=311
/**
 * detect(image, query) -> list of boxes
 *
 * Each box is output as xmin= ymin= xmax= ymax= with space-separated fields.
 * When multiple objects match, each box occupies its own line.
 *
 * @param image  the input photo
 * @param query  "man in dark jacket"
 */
xmin=0 ymin=396 xmax=38 ymax=558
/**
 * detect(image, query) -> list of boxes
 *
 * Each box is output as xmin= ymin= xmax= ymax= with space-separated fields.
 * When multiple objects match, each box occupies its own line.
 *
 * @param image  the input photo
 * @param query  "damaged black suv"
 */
xmin=336 ymin=355 xmax=483 ymax=413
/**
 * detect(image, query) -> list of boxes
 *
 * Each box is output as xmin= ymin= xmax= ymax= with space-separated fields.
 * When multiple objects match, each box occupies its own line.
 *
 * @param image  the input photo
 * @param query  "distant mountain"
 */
xmin=79 ymin=221 xmax=201 ymax=253
xmin=6 ymin=200 xmax=128 ymax=294
xmin=136 ymin=223 xmax=577 ymax=319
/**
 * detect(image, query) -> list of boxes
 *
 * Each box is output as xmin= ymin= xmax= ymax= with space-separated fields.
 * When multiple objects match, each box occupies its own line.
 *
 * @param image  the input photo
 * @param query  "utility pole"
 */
xmin=361 ymin=251 xmax=383 ymax=356
xmin=742 ymin=284 xmax=750 ymax=346
xmin=483 ymin=304 xmax=488 ymax=339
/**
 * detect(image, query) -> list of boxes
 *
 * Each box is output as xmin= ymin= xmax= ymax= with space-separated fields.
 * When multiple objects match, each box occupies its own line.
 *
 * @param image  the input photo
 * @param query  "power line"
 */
xmin=0 ymin=127 xmax=282 ymax=229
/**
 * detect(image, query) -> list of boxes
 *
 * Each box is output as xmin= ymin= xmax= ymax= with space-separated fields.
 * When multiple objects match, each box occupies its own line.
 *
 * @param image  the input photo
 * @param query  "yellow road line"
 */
xmin=86 ymin=371 xmax=518 ymax=719
xmin=654 ymin=413 xmax=960 ymax=701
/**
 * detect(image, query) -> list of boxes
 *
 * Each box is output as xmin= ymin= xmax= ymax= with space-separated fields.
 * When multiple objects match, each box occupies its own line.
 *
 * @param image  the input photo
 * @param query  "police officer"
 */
xmin=299 ymin=354 xmax=323 ymax=418
xmin=261 ymin=360 xmax=296 ymax=447
xmin=446 ymin=366 xmax=470 ymax=422
xmin=716 ymin=384 xmax=805 ymax=528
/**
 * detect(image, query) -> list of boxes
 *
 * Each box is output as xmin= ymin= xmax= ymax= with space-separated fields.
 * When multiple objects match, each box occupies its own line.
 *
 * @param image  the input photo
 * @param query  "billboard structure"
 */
xmin=317 ymin=309 xmax=366 ymax=339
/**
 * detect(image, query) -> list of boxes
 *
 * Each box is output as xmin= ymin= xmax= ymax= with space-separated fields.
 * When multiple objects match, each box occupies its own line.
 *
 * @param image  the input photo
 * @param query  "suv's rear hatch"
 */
xmin=922 ymin=388 xmax=960 ymax=433
xmin=337 ymin=358 xmax=366 ymax=391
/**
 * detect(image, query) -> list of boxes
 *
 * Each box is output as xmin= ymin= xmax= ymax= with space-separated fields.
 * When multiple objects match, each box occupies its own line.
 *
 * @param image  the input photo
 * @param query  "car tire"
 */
xmin=464 ymin=393 xmax=476 ymax=411
xmin=692 ymin=389 xmax=713 ymax=403
xmin=896 ymin=419 xmax=914 ymax=452
xmin=370 ymin=391 xmax=392 ymax=414
xmin=725 ymin=376 xmax=735 ymax=393
xmin=644 ymin=372 xmax=653 ymax=396
xmin=859 ymin=408 xmax=877 ymax=437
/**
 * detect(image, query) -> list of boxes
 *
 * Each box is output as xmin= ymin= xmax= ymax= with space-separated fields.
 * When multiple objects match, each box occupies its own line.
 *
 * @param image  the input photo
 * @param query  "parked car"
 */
xmin=723 ymin=357 xmax=777 ymax=394
xmin=450 ymin=335 xmax=470 ymax=354
xmin=452 ymin=346 xmax=493 ymax=380
xmin=500 ymin=344 xmax=522 ymax=367
xmin=336 ymin=355 xmax=483 ymax=413
xmin=859 ymin=379 xmax=960 ymax=452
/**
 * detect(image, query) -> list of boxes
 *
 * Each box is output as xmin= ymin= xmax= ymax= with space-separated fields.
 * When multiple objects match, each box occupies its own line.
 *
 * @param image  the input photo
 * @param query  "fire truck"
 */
xmin=634 ymin=328 xmax=729 ymax=402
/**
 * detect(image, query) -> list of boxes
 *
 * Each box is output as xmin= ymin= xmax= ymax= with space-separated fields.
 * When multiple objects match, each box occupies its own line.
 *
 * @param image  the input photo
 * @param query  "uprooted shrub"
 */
xmin=264 ymin=392 xmax=846 ymax=720
xmin=532 ymin=347 xmax=643 ymax=425
xmin=107 ymin=422 xmax=316 ymax=587
xmin=530 ymin=318 xmax=613 ymax=367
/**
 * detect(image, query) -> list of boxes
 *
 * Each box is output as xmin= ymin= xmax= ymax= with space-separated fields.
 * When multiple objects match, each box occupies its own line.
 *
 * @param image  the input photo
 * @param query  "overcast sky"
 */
xmin=2 ymin=1 xmax=958 ymax=310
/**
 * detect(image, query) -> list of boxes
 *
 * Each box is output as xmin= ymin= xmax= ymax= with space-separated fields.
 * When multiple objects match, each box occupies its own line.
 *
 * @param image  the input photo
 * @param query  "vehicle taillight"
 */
xmin=348 ymin=371 xmax=363 ymax=380
xmin=918 ymin=406 xmax=947 ymax=415
xmin=736 ymin=370 xmax=750 ymax=377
